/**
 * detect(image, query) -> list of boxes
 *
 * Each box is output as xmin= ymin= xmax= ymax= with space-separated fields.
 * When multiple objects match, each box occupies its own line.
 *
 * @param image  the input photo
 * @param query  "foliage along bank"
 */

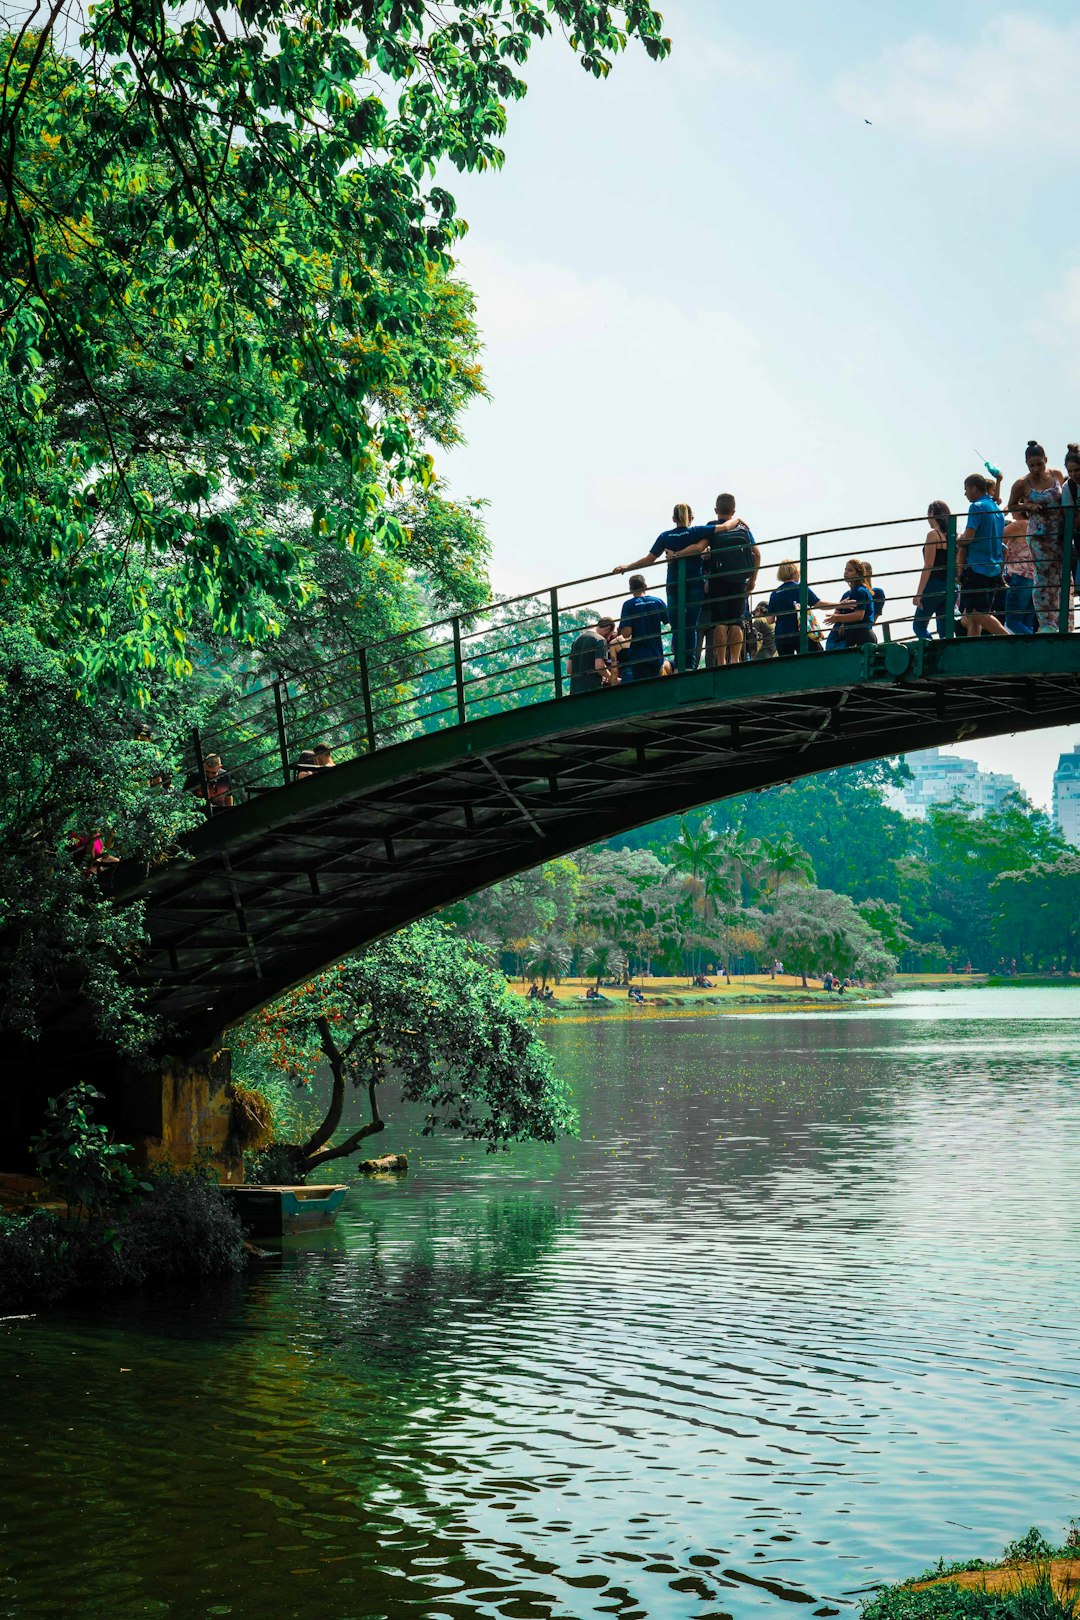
xmin=442 ymin=762 xmax=1079 ymax=986
xmin=0 ymin=1 xmax=666 ymax=1069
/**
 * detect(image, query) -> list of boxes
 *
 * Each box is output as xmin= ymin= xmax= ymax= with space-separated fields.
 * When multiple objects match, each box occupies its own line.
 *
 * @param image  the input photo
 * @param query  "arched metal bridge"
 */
xmin=106 ymin=506 xmax=1080 ymax=1052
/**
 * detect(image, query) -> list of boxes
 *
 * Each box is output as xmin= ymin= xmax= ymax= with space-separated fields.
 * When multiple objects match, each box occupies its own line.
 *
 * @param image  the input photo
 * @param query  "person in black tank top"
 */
xmin=913 ymin=500 xmax=953 ymax=640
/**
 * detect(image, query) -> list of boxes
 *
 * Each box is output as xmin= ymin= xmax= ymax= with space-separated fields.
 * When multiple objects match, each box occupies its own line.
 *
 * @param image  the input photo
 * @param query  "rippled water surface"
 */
xmin=3 ymin=989 xmax=1080 ymax=1620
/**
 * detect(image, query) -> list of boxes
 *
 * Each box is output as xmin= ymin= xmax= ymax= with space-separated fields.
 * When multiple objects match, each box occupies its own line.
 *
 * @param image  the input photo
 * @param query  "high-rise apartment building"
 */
xmin=889 ymin=748 xmax=1022 ymax=820
xmin=1052 ymin=745 xmax=1080 ymax=846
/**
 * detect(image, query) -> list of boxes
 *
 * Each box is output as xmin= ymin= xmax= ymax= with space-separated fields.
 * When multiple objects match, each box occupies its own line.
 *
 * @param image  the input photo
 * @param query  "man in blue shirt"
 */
xmin=618 ymin=575 xmax=670 ymax=681
xmin=958 ymin=472 xmax=1008 ymax=636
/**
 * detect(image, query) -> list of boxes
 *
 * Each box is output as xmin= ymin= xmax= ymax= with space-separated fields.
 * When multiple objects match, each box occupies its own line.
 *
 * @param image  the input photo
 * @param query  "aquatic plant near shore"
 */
xmin=864 ymin=1526 xmax=1080 ymax=1620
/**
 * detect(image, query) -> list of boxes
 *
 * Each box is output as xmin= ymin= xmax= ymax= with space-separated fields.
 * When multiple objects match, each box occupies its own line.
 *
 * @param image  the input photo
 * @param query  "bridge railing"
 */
xmin=192 ymin=506 xmax=1077 ymax=805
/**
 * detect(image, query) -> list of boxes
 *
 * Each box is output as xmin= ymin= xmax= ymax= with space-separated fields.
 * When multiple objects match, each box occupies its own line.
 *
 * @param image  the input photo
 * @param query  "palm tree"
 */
xmin=670 ymin=818 xmax=726 ymax=979
xmin=757 ymin=831 xmax=815 ymax=907
xmin=715 ymin=827 xmax=763 ymax=906
xmin=527 ymin=934 xmax=572 ymax=990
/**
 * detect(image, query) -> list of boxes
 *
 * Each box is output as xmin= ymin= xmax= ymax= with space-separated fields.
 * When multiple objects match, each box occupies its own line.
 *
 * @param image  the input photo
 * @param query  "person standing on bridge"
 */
xmin=821 ymin=559 xmax=876 ymax=650
xmin=1006 ymin=441 xmax=1070 ymax=633
xmin=1063 ymin=444 xmax=1080 ymax=594
xmin=913 ymin=502 xmax=954 ymax=641
xmin=567 ymin=615 xmax=614 ymax=694
xmin=767 ymin=561 xmax=820 ymax=657
xmin=666 ymin=495 xmax=760 ymax=668
xmin=958 ymin=473 xmax=1008 ymax=637
xmin=614 ymin=502 xmax=703 ymax=670
xmin=202 ymin=754 xmax=234 ymax=811
xmin=1002 ymin=507 xmax=1036 ymax=634
xmin=618 ymin=576 xmax=670 ymax=682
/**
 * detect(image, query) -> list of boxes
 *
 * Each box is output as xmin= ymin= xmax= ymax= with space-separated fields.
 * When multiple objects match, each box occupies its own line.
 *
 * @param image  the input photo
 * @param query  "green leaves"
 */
xmin=232 ymin=920 xmax=577 ymax=1157
xmin=1 ymin=4 xmax=667 ymax=690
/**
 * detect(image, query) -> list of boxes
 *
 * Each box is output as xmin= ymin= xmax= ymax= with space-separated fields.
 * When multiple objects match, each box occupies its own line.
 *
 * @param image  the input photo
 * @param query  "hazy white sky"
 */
xmin=440 ymin=0 xmax=1079 ymax=808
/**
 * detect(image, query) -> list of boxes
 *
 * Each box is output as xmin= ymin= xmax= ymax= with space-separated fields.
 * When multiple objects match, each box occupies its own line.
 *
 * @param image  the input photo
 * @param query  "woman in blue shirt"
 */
xmin=822 ymin=559 xmax=877 ymax=650
xmin=766 ymin=559 xmax=820 ymax=656
xmin=614 ymin=502 xmax=702 ymax=671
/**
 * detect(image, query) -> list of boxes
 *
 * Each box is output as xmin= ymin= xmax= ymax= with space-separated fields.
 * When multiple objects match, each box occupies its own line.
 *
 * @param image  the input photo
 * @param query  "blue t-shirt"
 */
xmin=964 ymin=497 xmax=1005 ymax=575
xmin=839 ymin=584 xmax=875 ymax=631
xmin=619 ymin=593 xmax=670 ymax=664
xmin=767 ymin=581 xmax=819 ymax=640
xmin=650 ymin=525 xmax=702 ymax=581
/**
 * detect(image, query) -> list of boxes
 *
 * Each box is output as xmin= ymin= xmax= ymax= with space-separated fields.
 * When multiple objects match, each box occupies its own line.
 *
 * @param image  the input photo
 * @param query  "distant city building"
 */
xmin=889 ymin=748 xmax=1022 ymax=820
xmin=1053 ymin=745 xmax=1080 ymax=846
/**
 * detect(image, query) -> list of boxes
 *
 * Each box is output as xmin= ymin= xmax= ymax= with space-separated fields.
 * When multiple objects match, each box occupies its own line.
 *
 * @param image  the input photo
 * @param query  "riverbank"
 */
xmin=864 ymin=1524 xmax=1080 ymax=1618
xmin=517 ymin=971 xmax=883 ymax=1020
xmin=521 ymin=971 xmax=1080 ymax=1022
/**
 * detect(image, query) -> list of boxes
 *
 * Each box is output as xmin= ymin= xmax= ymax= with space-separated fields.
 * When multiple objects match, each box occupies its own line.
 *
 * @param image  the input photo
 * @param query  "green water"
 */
xmin=3 ymin=989 xmax=1080 ymax=1619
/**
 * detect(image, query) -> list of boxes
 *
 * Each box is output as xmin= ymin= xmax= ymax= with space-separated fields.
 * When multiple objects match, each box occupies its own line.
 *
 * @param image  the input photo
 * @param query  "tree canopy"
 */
xmin=229 ymin=920 xmax=577 ymax=1175
xmin=1 ymin=2 xmax=668 ymax=689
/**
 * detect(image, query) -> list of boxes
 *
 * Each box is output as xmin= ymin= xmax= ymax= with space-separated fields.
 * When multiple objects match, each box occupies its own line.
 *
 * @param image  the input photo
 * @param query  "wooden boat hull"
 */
xmin=222 ymin=1184 xmax=348 ymax=1237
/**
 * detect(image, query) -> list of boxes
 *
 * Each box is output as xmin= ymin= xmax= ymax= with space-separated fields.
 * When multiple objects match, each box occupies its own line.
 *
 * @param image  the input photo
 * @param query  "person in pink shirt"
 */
xmin=1003 ymin=508 xmax=1036 ymax=634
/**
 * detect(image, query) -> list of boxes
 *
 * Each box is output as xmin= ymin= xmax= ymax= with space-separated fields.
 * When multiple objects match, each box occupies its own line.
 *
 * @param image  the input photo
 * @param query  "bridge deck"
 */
xmin=116 ymin=635 xmax=1080 ymax=1049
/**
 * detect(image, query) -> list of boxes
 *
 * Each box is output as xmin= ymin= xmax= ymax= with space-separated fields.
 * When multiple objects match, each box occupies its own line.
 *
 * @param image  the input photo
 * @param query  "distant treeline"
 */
xmin=444 ymin=761 xmax=1080 ymax=982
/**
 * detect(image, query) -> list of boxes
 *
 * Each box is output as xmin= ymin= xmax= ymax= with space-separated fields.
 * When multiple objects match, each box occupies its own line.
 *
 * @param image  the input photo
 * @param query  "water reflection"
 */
xmin=2 ymin=991 xmax=1080 ymax=1619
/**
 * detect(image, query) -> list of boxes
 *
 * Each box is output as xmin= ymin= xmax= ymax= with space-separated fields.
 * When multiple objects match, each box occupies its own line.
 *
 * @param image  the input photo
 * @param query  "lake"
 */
xmin=3 ymin=988 xmax=1079 ymax=1619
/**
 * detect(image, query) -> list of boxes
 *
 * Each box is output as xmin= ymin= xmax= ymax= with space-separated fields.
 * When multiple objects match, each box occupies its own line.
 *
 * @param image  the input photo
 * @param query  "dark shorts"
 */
xmin=703 ymin=575 xmax=750 ymax=627
xmin=960 ymin=567 xmax=1005 ymax=617
xmin=775 ymin=633 xmax=823 ymax=656
xmin=622 ymin=658 xmax=662 ymax=682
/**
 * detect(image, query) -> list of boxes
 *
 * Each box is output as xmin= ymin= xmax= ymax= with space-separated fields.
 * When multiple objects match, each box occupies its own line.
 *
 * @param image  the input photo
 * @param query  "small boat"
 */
xmin=222 ymin=1183 xmax=349 ymax=1238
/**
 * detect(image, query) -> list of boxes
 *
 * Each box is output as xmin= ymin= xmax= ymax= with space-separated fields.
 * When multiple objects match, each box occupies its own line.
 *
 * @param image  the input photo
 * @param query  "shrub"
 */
xmin=1006 ymin=1573 xmax=1079 ymax=1619
xmin=31 ymin=1083 xmax=146 ymax=1220
xmin=1003 ymin=1533 xmax=1058 ymax=1567
xmin=863 ymin=1583 xmax=1007 ymax=1619
xmin=0 ymin=1210 xmax=80 ymax=1310
xmin=106 ymin=1170 xmax=247 ymax=1283
xmin=245 ymin=1141 xmax=308 ymax=1184
xmin=0 ymin=1173 xmax=246 ymax=1307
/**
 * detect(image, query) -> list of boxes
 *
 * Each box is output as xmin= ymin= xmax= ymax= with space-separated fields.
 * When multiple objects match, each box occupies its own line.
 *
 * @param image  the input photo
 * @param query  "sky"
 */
xmin=438 ymin=0 xmax=1079 ymax=808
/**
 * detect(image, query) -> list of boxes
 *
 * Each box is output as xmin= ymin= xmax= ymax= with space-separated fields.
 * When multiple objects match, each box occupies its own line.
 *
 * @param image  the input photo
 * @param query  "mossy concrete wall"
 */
xmin=135 ymin=1049 xmax=243 ymax=1183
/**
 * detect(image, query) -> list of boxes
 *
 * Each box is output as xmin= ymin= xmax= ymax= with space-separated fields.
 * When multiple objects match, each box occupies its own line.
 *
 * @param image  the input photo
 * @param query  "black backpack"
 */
xmin=707 ymin=524 xmax=755 ymax=582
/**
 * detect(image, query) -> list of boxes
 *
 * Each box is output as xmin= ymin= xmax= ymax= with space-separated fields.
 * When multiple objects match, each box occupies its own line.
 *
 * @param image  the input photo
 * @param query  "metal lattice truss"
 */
xmin=96 ymin=636 xmax=1080 ymax=1051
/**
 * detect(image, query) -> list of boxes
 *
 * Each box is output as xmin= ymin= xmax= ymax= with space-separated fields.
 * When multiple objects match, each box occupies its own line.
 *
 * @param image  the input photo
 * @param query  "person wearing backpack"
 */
xmin=664 ymin=494 xmax=759 ymax=667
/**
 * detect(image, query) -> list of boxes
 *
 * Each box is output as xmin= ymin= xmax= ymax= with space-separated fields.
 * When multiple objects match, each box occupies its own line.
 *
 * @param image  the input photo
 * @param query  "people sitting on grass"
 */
xmin=628 ymin=985 xmax=646 ymax=1004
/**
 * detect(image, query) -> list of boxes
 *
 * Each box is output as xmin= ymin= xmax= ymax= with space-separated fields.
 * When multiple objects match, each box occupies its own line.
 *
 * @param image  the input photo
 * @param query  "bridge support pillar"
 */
xmin=132 ymin=1049 xmax=244 ymax=1183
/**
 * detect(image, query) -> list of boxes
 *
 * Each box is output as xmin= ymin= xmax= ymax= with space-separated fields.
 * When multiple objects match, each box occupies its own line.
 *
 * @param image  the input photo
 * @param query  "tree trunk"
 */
xmin=298 ymin=1020 xmax=385 ymax=1176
